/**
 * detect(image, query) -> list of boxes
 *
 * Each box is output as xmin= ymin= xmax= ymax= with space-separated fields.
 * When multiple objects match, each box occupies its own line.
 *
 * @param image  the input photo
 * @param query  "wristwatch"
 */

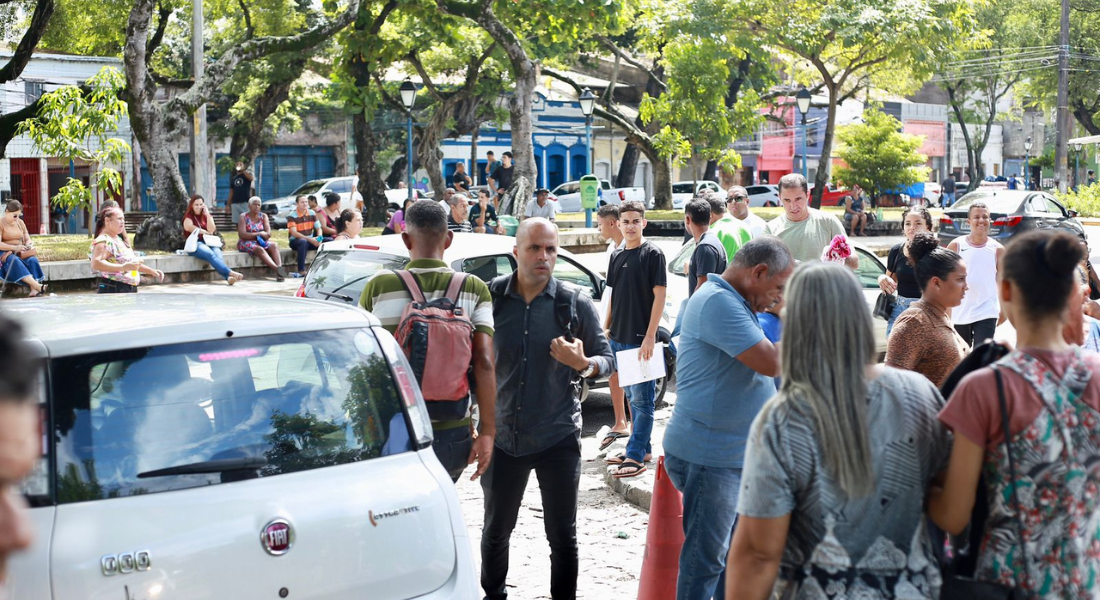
xmin=579 ymin=360 xmax=597 ymax=379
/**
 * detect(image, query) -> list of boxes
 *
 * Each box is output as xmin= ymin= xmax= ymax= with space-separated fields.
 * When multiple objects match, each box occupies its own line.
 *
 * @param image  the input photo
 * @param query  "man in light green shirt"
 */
xmin=703 ymin=191 xmax=752 ymax=260
xmin=765 ymin=173 xmax=846 ymax=263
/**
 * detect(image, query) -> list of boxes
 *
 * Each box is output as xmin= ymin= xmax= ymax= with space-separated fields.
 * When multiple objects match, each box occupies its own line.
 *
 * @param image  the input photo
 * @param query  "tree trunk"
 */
xmin=1073 ymin=101 xmax=1100 ymax=136
xmin=702 ymin=160 xmax=718 ymax=182
xmin=946 ymin=86 xmax=980 ymax=192
xmin=616 ymin=143 xmax=639 ymax=187
xmin=470 ymin=129 xmax=479 ymax=186
xmin=353 ymin=113 xmax=390 ymax=224
xmin=810 ymin=82 xmax=839 ymax=209
xmin=646 ymin=147 xmax=673 ymax=209
xmin=226 ymin=56 xmax=308 ymax=165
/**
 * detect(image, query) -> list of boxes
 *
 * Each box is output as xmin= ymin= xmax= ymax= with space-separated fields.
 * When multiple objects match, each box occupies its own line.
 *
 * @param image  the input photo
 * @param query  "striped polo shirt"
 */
xmin=359 ymin=259 xmax=494 ymax=423
xmin=287 ymin=209 xmax=318 ymax=236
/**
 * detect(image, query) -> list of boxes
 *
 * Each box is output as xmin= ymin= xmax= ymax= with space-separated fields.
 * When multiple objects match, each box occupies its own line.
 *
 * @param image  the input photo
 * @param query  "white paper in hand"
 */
xmin=616 ymin=343 xmax=666 ymax=387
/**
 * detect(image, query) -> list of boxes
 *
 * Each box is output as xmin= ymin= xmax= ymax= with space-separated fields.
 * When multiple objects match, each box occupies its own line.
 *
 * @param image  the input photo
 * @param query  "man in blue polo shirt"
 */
xmin=662 ymin=236 xmax=794 ymax=600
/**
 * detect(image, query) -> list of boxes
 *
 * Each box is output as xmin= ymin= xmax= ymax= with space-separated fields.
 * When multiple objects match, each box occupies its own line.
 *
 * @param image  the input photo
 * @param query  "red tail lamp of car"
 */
xmin=295 ymin=284 xmax=306 ymax=298
xmin=992 ymin=215 xmax=1023 ymax=227
xmin=940 ymin=216 xmax=954 ymax=227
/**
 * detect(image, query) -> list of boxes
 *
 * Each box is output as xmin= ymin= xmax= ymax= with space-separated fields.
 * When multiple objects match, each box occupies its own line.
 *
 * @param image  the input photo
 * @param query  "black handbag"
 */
xmin=873 ymin=292 xmax=895 ymax=320
xmin=939 ymin=369 xmax=1032 ymax=600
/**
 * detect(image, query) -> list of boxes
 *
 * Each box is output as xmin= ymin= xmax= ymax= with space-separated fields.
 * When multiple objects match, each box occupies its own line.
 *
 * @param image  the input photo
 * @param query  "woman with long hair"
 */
xmin=91 ymin=207 xmax=163 ymax=293
xmin=183 ymin=194 xmax=243 ymax=285
xmin=0 ymin=200 xmax=46 ymax=296
xmin=726 ymin=263 xmax=951 ymax=599
xmin=930 ymin=231 xmax=1100 ymax=599
xmin=878 ymin=205 xmax=933 ymax=335
xmin=885 ymin=232 xmax=970 ymax=386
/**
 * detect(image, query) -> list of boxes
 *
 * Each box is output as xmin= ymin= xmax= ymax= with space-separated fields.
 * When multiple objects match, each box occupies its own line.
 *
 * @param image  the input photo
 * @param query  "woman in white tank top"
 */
xmin=947 ymin=202 xmax=1005 ymax=346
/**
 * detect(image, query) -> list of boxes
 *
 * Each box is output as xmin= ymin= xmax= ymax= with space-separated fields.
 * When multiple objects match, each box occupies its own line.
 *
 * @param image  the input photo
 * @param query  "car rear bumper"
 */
xmin=415 ymin=448 xmax=479 ymax=599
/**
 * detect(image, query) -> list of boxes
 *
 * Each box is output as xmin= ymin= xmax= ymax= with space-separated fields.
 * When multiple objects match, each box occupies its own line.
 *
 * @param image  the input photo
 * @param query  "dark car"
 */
xmin=937 ymin=190 xmax=1086 ymax=246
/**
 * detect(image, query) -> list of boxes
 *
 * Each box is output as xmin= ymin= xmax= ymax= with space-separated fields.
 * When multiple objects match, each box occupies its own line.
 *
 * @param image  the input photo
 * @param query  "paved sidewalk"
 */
xmin=596 ymin=400 xmax=675 ymax=513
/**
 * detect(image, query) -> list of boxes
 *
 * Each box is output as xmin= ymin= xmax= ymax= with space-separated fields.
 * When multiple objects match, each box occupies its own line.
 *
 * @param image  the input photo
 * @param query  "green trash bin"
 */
xmin=499 ymin=215 xmax=519 ymax=236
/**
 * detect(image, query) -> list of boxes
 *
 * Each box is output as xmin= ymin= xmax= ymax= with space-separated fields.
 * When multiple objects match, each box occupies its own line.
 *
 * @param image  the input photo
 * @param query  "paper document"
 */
xmin=615 ymin=343 xmax=667 ymax=387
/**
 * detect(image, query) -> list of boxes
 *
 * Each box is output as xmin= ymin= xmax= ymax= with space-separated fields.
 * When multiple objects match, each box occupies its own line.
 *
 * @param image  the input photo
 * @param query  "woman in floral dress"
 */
xmin=930 ymin=230 xmax=1100 ymax=599
xmin=236 ymin=196 xmax=285 ymax=281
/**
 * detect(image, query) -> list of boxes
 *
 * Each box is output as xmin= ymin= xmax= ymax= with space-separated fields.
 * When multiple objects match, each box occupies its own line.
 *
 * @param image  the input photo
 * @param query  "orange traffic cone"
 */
xmin=637 ymin=455 xmax=684 ymax=600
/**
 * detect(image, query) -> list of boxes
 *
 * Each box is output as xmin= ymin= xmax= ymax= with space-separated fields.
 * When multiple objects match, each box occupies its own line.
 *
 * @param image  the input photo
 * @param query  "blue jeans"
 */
xmin=1 ymin=254 xmax=43 ymax=283
xmin=665 ymin=452 xmax=742 ymax=600
xmin=886 ymin=295 xmax=918 ymax=337
xmin=189 ymin=242 xmax=232 ymax=279
xmin=941 ymin=192 xmax=956 ymax=207
xmin=609 ymin=339 xmax=656 ymax=463
xmin=289 ymin=237 xmax=316 ymax=272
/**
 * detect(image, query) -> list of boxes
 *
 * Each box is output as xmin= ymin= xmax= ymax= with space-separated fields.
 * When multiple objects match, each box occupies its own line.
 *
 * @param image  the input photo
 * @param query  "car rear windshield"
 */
xmin=305 ymin=250 xmax=409 ymax=303
xmin=951 ymin=193 xmax=1024 ymax=214
xmin=292 ymin=181 xmax=326 ymax=196
xmin=49 ymin=329 xmax=411 ymax=503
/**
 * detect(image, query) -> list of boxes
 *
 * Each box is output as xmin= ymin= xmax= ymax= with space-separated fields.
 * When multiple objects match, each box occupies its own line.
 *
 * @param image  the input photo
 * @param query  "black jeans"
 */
xmin=955 ymin=318 xmax=997 ymax=348
xmin=481 ymin=433 xmax=581 ymax=600
xmin=432 ymin=425 xmax=473 ymax=483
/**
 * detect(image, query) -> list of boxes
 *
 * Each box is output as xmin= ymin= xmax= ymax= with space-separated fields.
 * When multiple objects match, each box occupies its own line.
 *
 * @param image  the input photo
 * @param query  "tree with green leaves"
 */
xmin=832 ymin=108 xmax=929 ymax=202
xmin=18 ymin=67 xmax=130 ymax=217
xmin=123 ymin=0 xmax=360 ymax=250
xmin=728 ymin=0 xmax=972 ymax=207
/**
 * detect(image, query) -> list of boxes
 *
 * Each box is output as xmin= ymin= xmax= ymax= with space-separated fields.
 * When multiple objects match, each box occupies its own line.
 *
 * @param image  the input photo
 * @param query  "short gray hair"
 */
xmin=248 ymin=196 xmax=262 ymax=206
xmin=779 ymin=173 xmax=808 ymax=194
xmin=450 ymin=194 xmax=469 ymax=207
xmin=732 ymin=235 xmax=794 ymax=275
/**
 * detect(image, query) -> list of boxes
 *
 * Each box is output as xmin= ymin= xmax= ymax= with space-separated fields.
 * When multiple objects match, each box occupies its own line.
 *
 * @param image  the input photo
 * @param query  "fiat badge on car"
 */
xmin=261 ymin=519 xmax=293 ymax=556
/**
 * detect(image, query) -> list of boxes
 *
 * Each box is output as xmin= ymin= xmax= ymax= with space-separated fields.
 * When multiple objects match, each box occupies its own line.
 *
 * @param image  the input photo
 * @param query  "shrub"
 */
xmin=1056 ymin=183 xmax=1100 ymax=218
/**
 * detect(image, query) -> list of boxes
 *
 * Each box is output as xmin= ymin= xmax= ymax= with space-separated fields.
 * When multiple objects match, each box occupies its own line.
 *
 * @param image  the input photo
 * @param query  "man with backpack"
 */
xmin=483 ymin=218 xmax=614 ymax=600
xmin=357 ymin=200 xmax=496 ymax=482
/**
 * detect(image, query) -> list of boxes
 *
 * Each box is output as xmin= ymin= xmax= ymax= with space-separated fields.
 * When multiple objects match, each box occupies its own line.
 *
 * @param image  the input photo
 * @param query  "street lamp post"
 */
xmin=796 ymin=88 xmax=811 ymax=181
xmin=399 ymin=79 xmax=417 ymax=201
xmin=1073 ymin=142 xmax=1083 ymax=190
xmin=579 ymin=88 xmax=597 ymax=228
xmin=1024 ymin=136 xmax=1033 ymax=191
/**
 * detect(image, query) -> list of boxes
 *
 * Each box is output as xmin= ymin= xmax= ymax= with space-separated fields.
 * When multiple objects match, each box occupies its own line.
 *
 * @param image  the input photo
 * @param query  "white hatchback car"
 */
xmin=6 ymin=295 xmax=478 ymax=600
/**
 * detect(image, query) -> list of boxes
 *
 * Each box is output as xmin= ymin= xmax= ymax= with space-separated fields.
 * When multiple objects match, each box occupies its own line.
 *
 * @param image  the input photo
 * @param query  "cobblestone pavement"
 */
xmin=452 ymin=392 xmax=664 ymax=600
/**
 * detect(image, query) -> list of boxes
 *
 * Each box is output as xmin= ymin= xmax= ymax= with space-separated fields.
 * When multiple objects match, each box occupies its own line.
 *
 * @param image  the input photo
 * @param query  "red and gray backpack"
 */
xmin=393 ymin=270 xmax=474 ymax=402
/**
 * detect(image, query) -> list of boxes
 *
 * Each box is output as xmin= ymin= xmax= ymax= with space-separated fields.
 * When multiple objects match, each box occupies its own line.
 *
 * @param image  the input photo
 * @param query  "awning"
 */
xmin=1069 ymin=134 xmax=1100 ymax=144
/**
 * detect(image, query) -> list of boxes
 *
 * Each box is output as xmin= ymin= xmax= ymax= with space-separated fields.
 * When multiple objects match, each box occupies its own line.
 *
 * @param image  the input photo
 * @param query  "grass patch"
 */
xmin=30 ymin=227 xmax=385 ymax=262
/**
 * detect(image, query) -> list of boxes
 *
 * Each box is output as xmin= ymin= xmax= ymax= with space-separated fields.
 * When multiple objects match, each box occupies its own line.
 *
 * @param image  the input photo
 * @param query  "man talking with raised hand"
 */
xmin=483 ymin=218 xmax=614 ymax=600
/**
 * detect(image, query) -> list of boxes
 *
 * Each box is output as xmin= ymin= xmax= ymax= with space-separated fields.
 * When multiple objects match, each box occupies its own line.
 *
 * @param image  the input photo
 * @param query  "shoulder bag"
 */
xmin=938 ymin=368 xmax=1032 ymax=600
xmin=873 ymin=292 xmax=895 ymax=320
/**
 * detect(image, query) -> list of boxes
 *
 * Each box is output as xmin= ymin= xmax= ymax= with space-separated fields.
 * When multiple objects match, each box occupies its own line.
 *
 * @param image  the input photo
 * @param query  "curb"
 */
xmin=596 ymin=405 xmax=674 ymax=514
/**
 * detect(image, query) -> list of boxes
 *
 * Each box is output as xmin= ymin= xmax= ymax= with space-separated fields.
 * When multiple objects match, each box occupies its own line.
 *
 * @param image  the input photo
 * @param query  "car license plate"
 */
xmin=958 ymin=221 xmax=970 ymax=232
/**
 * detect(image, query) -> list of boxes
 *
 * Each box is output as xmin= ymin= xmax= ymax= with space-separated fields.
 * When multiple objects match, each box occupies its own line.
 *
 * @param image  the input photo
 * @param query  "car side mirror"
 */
xmin=1069 ymin=209 xmax=1079 ymax=218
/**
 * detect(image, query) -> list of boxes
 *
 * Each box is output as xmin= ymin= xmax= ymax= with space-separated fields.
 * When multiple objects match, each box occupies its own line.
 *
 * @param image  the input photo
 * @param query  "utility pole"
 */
xmin=1054 ymin=0 xmax=1071 ymax=192
xmin=189 ymin=0 xmax=209 ymax=204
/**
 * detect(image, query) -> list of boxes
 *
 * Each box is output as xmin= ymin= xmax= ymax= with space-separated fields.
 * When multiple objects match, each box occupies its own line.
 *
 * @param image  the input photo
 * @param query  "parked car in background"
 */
xmin=745 ymin=184 xmax=781 ymax=207
xmin=809 ymin=183 xmax=851 ymax=207
xmin=669 ymin=180 xmax=723 ymax=210
xmin=4 ymin=295 xmax=478 ymax=600
xmin=549 ymin=179 xmax=646 ymax=213
xmin=667 ymin=239 xmax=889 ymax=357
xmin=264 ymin=177 xmax=414 ymax=228
xmin=301 ymin=234 xmax=676 ymax=404
xmin=937 ymin=189 xmax=1086 ymax=246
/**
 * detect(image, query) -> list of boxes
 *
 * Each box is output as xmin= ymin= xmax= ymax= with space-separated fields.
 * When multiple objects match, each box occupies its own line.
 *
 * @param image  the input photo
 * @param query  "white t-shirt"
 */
xmin=525 ymin=200 xmax=559 ymax=220
xmin=599 ymin=238 xmax=624 ymax=326
xmin=738 ymin=212 xmax=768 ymax=238
xmin=953 ymin=236 xmax=1003 ymax=324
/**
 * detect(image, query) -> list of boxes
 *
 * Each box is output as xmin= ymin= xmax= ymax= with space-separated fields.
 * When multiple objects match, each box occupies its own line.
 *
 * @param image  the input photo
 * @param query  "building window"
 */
xmin=24 ymin=81 xmax=43 ymax=105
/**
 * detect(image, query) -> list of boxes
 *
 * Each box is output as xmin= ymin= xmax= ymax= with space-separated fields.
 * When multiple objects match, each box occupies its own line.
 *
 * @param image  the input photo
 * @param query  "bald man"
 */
xmin=482 ymin=218 xmax=615 ymax=600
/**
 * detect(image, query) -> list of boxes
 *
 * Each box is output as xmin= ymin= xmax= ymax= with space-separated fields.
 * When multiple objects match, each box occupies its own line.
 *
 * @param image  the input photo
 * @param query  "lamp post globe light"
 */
xmin=1024 ymin=135 xmax=1033 ymax=190
xmin=400 ymin=79 xmax=417 ymax=201
xmin=1073 ymin=142 xmax=1082 ymax=188
xmin=579 ymin=87 xmax=596 ymax=227
xmin=796 ymin=88 xmax=811 ymax=180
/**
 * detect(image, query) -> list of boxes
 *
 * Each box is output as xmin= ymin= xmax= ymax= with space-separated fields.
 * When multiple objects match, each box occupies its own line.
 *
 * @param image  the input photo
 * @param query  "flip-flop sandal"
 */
xmin=599 ymin=431 xmax=629 ymax=451
xmin=612 ymin=461 xmax=647 ymax=479
xmin=606 ymin=453 xmax=652 ymax=465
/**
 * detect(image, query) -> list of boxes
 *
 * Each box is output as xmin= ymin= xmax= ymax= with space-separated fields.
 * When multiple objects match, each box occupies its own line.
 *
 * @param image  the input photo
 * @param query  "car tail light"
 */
xmin=353 ymin=244 xmax=380 ymax=250
xmin=378 ymin=334 xmax=433 ymax=448
xmin=618 ymin=190 xmax=626 ymax=202
xmin=940 ymin=216 xmax=953 ymax=227
xmin=295 ymin=284 xmax=306 ymax=297
xmin=993 ymin=215 xmax=1023 ymax=227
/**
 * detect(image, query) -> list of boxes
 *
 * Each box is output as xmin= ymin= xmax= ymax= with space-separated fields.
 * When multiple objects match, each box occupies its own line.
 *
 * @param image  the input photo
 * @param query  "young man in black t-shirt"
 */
xmin=604 ymin=201 xmax=667 ymax=479
xmin=685 ymin=199 xmax=727 ymax=296
xmin=449 ymin=162 xmax=472 ymax=194
xmin=489 ymin=151 xmax=515 ymax=211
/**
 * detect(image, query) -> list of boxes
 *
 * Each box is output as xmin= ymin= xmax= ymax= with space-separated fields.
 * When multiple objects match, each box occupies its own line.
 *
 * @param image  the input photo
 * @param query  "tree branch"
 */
xmin=406 ymin=52 xmax=444 ymax=102
xmin=464 ymin=41 xmax=497 ymax=92
xmin=373 ymin=73 xmax=414 ymax=118
xmin=150 ymin=71 xmax=193 ymax=87
xmin=596 ymin=34 xmax=666 ymax=92
xmin=543 ymin=66 xmax=648 ymax=140
xmin=146 ymin=0 xmax=172 ymax=59
xmin=238 ymin=0 xmax=255 ymax=39
xmin=169 ymin=0 xmax=360 ymax=114
xmin=0 ymin=0 xmax=55 ymax=84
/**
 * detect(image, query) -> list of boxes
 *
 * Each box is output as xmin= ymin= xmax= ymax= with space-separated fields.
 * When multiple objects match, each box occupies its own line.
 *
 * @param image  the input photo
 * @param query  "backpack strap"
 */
xmin=443 ymin=272 xmax=469 ymax=305
xmin=395 ymin=270 xmax=427 ymax=304
xmin=555 ymin=282 xmax=579 ymax=342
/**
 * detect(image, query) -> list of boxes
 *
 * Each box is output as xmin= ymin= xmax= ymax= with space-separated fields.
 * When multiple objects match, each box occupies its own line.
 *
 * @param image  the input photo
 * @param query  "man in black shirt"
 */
xmin=604 ymin=201 xmax=667 ymax=479
xmin=450 ymin=162 xmax=472 ymax=194
xmin=489 ymin=151 xmax=515 ymax=211
xmin=482 ymin=218 xmax=614 ymax=600
xmin=228 ymin=161 xmax=254 ymax=222
xmin=685 ymin=199 xmax=728 ymax=296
